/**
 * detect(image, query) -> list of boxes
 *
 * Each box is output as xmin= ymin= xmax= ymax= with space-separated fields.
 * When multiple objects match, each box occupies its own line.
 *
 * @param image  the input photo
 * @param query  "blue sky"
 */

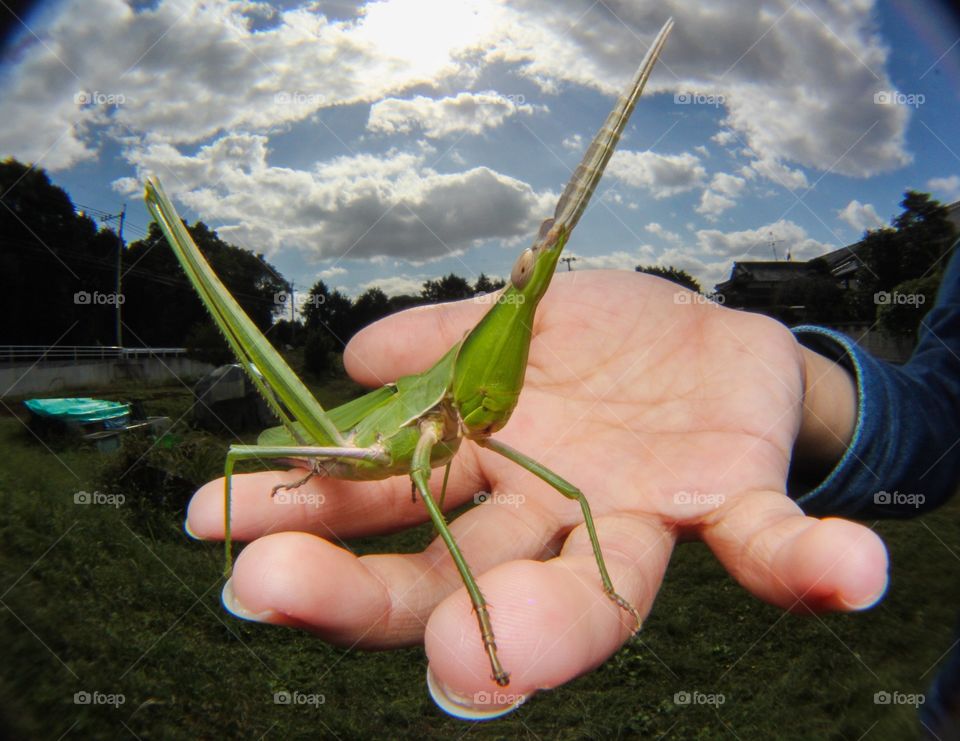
xmin=2 ymin=0 xmax=959 ymax=301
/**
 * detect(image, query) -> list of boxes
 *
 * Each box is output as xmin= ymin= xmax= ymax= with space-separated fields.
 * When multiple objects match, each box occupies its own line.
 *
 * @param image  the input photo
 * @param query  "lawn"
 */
xmin=0 ymin=376 xmax=956 ymax=739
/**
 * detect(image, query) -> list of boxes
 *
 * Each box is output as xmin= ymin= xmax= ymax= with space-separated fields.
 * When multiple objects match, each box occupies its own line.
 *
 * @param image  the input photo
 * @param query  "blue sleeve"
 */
xmin=788 ymin=247 xmax=960 ymax=518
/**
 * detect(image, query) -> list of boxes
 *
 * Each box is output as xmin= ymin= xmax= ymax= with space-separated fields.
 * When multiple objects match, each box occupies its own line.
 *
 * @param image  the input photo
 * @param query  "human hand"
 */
xmin=185 ymin=270 xmax=887 ymax=718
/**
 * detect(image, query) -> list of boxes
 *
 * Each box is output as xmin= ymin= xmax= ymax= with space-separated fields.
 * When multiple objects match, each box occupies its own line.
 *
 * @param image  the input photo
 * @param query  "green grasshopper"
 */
xmin=144 ymin=18 xmax=672 ymax=688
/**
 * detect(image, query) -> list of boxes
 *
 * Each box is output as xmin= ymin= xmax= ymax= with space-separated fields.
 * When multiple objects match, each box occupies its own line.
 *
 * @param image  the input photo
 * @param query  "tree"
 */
xmin=474 ymin=273 xmax=506 ymax=294
xmin=303 ymin=328 xmax=337 ymax=377
xmin=302 ymin=280 xmax=354 ymax=347
xmin=876 ymin=275 xmax=941 ymax=336
xmin=0 ymin=158 xmax=122 ymax=344
xmin=854 ymin=190 xmax=957 ymax=336
xmin=776 ymin=267 xmax=846 ymax=323
xmin=635 ymin=265 xmax=702 ymax=293
xmin=421 ymin=274 xmax=473 ymax=303
xmin=270 ymin=318 xmax=303 ymax=348
xmin=123 ymin=220 xmax=287 ymax=349
xmin=352 ymin=287 xmax=392 ymax=332
xmin=0 ymin=157 xmax=293 ymax=349
xmin=387 ymin=294 xmax=426 ymax=313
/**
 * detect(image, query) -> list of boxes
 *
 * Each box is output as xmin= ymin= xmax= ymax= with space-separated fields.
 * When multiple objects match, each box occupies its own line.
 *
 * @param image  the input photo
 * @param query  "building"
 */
xmin=715 ymin=198 xmax=959 ymax=321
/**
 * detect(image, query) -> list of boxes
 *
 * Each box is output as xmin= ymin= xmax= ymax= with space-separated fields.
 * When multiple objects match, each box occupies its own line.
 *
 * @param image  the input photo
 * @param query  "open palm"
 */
xmin=186 ymin=270 xmax=888 ymax=717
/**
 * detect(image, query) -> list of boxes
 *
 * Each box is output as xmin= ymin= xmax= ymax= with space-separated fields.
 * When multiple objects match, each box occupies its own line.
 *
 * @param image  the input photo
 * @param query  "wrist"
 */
xmin=794 ymin=346 xmax=857 ymax=477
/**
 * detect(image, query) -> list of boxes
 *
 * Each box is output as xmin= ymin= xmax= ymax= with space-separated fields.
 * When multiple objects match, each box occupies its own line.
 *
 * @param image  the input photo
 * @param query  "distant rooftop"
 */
xmin=718 ymin=197 xmax=959 ymax=288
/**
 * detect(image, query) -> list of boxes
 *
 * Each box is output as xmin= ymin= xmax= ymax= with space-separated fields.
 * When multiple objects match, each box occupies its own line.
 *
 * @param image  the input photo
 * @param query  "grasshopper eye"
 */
xmin=510 ymin=248 xmax=535 ymax=289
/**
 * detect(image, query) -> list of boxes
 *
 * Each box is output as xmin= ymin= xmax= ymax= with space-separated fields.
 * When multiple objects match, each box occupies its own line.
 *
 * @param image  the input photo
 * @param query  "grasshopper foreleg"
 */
xmin=270 ymin=459 xmax=325 ymax=498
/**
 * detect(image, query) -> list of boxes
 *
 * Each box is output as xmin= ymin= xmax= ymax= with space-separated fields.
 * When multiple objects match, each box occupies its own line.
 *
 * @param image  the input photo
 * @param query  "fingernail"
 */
xmin=221 ymin=577 xmax=277 ymax=623
xmin=426 ymin=666 xmax=529 ymax=721
xmin=841 ymin=574 xmax=889 ymax=611
xmin=183 ymin=518 xmax=206 ymax=540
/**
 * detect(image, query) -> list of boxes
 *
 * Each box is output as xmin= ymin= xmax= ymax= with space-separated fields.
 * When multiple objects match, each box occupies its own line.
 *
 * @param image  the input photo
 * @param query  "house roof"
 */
xmin=715 ymin=198 xmax=959 ymax=292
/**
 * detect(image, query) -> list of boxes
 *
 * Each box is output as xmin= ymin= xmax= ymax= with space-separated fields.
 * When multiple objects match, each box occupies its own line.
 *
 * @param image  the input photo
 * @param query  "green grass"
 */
xmin=1 ymin=379 xmax=957 ymax=739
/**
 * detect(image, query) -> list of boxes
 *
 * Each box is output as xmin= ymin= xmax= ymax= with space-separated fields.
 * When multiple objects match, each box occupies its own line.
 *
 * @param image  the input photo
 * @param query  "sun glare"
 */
xmin=357 ymin=0 xmax=497 ymax=76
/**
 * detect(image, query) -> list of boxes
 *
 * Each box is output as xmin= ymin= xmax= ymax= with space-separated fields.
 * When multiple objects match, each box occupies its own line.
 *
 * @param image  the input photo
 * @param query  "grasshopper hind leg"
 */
xmin=477 ymin=437 xmax=643 ymax=634
xmin=411 ymin=420 xmax=510 ymax=686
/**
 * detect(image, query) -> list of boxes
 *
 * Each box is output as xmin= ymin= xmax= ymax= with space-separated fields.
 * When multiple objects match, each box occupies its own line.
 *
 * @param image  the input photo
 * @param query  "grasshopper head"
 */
xmin=508 ymin=218 xmax=567 ymax=304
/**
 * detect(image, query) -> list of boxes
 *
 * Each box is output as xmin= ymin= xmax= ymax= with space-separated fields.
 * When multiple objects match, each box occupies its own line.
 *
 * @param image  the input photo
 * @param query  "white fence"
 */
xmin=0 ymin=346 xmax=212 ymax=397
xmin=0 ymin=346 xmax=188 ymax=363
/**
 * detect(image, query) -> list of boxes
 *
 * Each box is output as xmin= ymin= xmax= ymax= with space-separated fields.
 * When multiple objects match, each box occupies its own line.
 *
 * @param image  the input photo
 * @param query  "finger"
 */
xmin=344 ymin=297 xmax=490 ymax=386
xmin=701 ymin=490 xmax=889 ymax=612
xmin=185 ymin=449 xmax=485 ymax=542
xmin=219 ymin=492 xmax=563 ymax=648
xmin=425 ymin=513 xmax=673 ymax=718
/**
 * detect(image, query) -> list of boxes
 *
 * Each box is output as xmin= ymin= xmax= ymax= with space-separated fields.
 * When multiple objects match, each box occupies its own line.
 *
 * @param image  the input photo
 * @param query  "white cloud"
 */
xmin=837 ymin=199 xmax=885 ymax=232
xmin=607 ymin=150 xmax=706 ymax=199
xmin=359 ymin=275 xmax=425 ymax=297
xmin=644 ymin=220 xmax=836 ymax=291
xmin=367 ymin=91 xmax=540 ymax=139
xmin=651 ymin=248 xmax=730 ymax=290
xmin=744 ymin=156 xmax=809 ymax=191
xmin=645 ymin=222 xmax=682 ymax=244
xmin=316 ymin=266 xmax=348 ymax=280
xmin=567 ymin=247 xmax=655 ymax=271
xmin=697 ymin=191 xmax=736 ymax=219
xmin=480 ymin=0 xmax=911 ymax=177
xmin=712 ymin=130 xmax=737 ymax=147
xmin=0 ymin=0 xmax=914 ymax=186
xmin=695 ymin=219 xmax=833 ymax=263
xmin=123 ymin=132 xmax=554 ymax=261
xmin=926 ymin=175 xmax=960 ymax=202
xmin=0 ymin=0 xmax=924 ymax=295
xmin=696 ymin=171 xmax=747 ymax=218
xmin=0 ymin=0 xmax=509 ymax=169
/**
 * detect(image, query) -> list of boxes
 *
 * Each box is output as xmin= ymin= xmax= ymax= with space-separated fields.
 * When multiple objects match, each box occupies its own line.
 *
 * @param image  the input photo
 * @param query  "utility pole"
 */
xmin=289 ymin=281 xmax=296 ymax=344
xmin=101 ymin=205 xmax=127 ymax=348
xmin=560 ymin=256 xmax=578 ymax=271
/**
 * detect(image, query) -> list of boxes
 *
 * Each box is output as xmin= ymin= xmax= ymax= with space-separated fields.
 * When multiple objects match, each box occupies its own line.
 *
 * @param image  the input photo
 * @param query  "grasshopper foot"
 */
xmin=270 ymin=461 xmax=322 ymax=498
xmin=605 ymin=587 xmax=643 ymax=634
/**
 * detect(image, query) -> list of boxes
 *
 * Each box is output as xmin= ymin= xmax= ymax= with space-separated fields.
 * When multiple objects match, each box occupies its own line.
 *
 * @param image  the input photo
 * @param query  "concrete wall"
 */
xmin=1 ymin=357 xmax=215 ymax=397
xmin=824 ymin=323 xmax=915 ymax=364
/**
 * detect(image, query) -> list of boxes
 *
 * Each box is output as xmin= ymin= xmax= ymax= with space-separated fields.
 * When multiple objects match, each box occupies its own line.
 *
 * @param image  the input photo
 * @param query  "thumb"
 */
xmin=344 ymin=297 xmax=491 ymax=386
